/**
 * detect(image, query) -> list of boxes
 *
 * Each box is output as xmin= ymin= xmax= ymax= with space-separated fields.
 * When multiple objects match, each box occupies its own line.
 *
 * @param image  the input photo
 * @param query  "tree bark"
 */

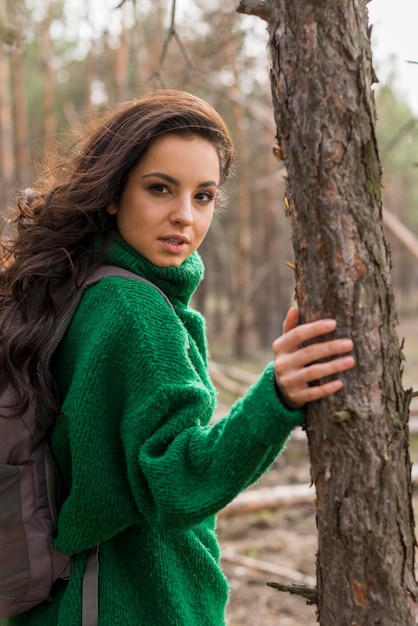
xmin=237 ymin=0 xmax=418 ymax=624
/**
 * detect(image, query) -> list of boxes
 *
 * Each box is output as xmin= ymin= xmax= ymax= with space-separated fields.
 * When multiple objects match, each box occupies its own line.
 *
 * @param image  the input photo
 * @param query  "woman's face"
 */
xmin=108 ymin=134 xmax=220 ymax=267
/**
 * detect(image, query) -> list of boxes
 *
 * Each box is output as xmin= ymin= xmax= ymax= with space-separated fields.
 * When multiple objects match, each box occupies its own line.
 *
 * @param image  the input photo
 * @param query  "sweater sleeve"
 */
xmin=54 ymin=277 xmax=305 ymax=544
xmin=132 ymin=363 xmax=304 ymax=531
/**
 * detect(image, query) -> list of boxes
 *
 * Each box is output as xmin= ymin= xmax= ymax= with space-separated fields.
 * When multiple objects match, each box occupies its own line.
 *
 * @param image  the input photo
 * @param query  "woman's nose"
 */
xmin=171 ymin=196 xmax=193 ymax=225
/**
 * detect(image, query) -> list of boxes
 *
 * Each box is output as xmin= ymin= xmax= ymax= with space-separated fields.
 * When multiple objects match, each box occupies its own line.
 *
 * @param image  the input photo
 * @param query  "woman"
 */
xmin=0 ymin=90 xmax=354 ymax=625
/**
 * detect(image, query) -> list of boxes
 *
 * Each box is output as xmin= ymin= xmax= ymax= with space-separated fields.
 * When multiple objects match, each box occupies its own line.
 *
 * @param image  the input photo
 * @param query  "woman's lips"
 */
xmin=158 ymin=236 xmax=189 ymax=253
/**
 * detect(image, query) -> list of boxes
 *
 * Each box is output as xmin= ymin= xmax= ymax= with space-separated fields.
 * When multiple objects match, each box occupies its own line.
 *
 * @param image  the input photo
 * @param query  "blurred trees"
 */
xmin=0 ymin=0 xmax=416 ymax=357
xmin=375 ymin=83 xmax=418 ymax=313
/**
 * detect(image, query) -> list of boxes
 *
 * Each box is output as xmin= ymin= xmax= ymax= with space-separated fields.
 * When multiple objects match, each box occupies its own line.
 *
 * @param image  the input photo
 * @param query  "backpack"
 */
xmin=0 ymin=265 xmax=173 ymax=623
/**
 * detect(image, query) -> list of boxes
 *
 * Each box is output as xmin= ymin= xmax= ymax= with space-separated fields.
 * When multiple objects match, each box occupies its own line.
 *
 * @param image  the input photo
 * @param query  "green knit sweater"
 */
xmin=7 ymin=234 xmax=305 ymax=626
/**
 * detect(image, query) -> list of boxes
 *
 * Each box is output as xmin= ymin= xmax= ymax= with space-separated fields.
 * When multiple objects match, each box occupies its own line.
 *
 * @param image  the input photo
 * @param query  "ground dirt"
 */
xmin=215 ymin=315 xmax=418 ymax=626
xmin=218 ymin=439 xmax=317 ymax=626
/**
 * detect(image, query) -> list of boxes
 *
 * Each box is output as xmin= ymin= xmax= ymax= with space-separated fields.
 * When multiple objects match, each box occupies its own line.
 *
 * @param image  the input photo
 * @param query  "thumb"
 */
xmin=282 ymin=307 xmax=300 ymax=334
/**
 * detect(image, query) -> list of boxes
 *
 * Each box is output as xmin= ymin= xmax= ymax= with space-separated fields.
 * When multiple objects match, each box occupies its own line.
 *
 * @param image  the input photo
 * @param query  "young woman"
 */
xmin=0 ymin=90 xmax=354 ymax=625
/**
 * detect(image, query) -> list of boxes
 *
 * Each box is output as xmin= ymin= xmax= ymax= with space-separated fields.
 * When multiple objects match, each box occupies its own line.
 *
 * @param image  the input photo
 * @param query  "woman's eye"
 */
xmin=149 ymin=183 xmax=169 ymax=194
xmin=195 ymin=191 xmax=215 ymax=203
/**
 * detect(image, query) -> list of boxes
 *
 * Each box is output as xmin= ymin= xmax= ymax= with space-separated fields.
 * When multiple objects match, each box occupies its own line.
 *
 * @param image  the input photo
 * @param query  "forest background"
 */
xmin=1 ymin=2 xmax=418 ymax=623
xmin=0 ymin=0 xmax=417 ymax=359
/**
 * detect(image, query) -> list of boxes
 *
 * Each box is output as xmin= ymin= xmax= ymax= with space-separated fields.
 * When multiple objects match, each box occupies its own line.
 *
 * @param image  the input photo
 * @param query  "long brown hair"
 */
xmin=0 ymin=89 xmax=235 ymax=414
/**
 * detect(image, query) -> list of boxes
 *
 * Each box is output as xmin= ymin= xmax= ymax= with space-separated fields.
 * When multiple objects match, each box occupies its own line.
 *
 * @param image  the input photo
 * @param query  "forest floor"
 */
xmin=214 ymin=315 xmax=418 ymax=626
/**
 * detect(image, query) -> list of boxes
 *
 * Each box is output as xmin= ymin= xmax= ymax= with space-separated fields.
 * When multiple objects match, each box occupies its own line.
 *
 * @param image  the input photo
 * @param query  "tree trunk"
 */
xmin=232 ymin=99 xmax=252 ymax=358
xmin=115 ymin=6 xmax=129 ymax=103
xmin=8 ymin=0 xmax=29 ymax=190
xmin=0 ymin=0 xmax=15 ymax=209
xmin=40 ymin=2 xmax=55 ymax=159
xmin=237 ymin=0 xmax=418 ymax=624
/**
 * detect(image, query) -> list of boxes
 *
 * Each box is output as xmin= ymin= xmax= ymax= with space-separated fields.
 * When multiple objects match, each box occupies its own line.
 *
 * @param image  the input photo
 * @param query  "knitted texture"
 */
xmin=6 ymin=233 xmax=305 ymax=626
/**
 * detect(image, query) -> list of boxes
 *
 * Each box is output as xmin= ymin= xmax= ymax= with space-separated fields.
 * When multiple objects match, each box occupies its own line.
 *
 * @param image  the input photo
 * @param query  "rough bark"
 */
xmin=237 ymin=0 xmax=418 ymax=624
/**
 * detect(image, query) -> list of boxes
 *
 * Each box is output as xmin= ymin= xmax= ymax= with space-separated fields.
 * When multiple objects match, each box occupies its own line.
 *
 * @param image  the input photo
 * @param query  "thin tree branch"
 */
xmin=380 ymin=118 xmax=417 ymax=159
xmin=236 ymin=0 xmax=272 ymax=22
xmin=158 ymin=0 xmax=177 ymax=67
xmin=173 ymin=29 xmax=197 ymax=70
xmin=382 ymin=207 xmax=418 ymax=262
xmin=267 ymin=581 xmax=318 ymax=605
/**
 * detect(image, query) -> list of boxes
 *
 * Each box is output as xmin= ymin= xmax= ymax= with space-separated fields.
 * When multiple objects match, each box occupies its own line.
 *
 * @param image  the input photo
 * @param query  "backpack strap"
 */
xmin=37 ymin=266 xmax=174 ymax=626
xmin=82 ymin=546 xmax=100 ymax=626
xmin=84 ymin=265 xmax=174 ymax=312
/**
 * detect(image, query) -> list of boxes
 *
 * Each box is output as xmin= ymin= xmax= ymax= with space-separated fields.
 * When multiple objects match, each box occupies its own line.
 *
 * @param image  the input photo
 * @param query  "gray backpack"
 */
xmin=0 ymin=265 xmax=173 ymax=624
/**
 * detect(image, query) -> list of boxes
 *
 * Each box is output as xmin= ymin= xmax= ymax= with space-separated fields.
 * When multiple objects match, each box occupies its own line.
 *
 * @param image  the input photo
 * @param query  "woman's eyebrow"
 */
xmin=142 ymin=172 xmax=218 ymax=187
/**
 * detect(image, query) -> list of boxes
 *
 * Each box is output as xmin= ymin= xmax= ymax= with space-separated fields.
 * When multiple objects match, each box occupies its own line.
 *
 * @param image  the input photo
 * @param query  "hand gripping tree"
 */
xmin=237 ymin=0 xmax=418 ymax=623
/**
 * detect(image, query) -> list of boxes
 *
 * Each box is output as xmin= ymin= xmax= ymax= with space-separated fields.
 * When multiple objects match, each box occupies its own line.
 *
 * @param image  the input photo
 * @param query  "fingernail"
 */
xmin=341 ymin=339 xmax=353 ymax=350
xmin=324 ymin=320 xmax=336 ymax=330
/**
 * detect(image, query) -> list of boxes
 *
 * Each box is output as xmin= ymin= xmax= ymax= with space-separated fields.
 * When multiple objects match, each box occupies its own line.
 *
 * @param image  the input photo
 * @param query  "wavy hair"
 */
xmin=0 ymin=89 xmax=236 ymax=415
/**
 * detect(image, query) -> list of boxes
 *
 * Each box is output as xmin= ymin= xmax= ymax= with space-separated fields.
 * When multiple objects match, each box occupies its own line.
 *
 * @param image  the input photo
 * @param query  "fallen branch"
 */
xmin=208 ymin=361 xmax=248 ymax=397
xmin=221 ymin=549 xmax=315 ymax=586
xmin=219 ymin=483 xmax=314 ymax=516
xmin=211 ymin=361 xmax=258 ymax=386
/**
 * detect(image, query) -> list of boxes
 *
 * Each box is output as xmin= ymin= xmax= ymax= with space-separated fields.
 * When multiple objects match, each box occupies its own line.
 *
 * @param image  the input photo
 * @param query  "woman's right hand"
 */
xmin=272 ymin=308 xmax=355 ymax=409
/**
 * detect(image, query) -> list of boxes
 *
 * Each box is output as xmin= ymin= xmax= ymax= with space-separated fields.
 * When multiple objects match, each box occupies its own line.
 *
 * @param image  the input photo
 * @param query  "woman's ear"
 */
xmin=107 ymin=202 xmax=118 ymax=215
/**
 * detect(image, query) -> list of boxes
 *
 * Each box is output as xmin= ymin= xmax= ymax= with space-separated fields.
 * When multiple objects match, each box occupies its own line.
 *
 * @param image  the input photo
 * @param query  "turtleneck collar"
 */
xmin=102 ymin=232 xmax=205 ymax=306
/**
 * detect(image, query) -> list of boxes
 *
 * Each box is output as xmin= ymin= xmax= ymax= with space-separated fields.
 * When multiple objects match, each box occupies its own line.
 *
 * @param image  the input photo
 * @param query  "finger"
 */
xmin=275 ymin=318 xmax=337 ymax=352
xmin=275 ymin=352 xmax=355 ymax=407
xmin=288 ymin=338 xmax=354 ymax=370
xmin=273 ymin=337 xmax=353 ymax=380
xmin=287 ymin=378 xmax=345 ymax=407
xmin=276 ymin=350 xmax=354 ymax=388
xmin=295 ymin=356 xmax=355 ymax=383
xmin=282 ymin=307 xmax=299 ymax=334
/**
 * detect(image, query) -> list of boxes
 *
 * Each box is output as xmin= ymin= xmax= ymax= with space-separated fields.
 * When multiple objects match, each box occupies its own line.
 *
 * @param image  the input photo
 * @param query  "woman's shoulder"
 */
xmin=72 ymin=273 xmax=189 ymax=354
